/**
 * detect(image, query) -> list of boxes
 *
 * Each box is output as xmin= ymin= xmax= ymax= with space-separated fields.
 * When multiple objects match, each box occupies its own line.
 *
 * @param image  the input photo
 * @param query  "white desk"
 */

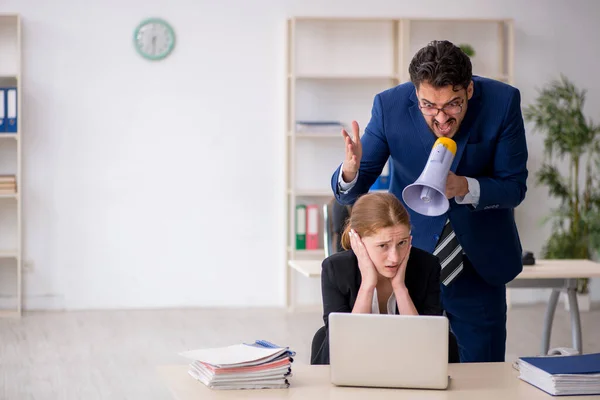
xmin=506 ymin=259 xmax=600 ymax=355
xmin=288 ymin=258 xmax=600 ymax=355
xmin=157 ymin=362 xmax=598 ymax=399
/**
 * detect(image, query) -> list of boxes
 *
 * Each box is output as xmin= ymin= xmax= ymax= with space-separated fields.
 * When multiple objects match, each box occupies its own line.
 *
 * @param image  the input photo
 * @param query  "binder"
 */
xmin=295 ymin=204 xmax=306 ymax=250
xmin=517 ymin=352 xmax=600 ymax=396
xmin=0 ymin=89 xmax=5 ymax=132
xmin=370 ymin=158 xmax=392 ymax=191
xmin=306 ymin=204 xmax=319 ymax=250
xmin=6 ymin=88 xmax=17 ymax=133
xmin=520 ymin=352 xmax=600 ymax=375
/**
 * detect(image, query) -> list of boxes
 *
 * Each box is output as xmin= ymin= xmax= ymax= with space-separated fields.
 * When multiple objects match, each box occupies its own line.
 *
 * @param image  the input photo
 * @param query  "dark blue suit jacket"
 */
xmin=331 ymin=76 xmax=528 ymax=287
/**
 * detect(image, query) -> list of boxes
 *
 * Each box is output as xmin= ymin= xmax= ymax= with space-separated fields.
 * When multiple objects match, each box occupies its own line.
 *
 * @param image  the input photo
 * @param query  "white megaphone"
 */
xmin=402 ymin=137 xmax=457 ymax=217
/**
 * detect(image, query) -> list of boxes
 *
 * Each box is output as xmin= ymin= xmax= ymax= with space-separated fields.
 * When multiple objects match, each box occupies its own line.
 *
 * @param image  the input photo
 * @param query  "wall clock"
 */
xmin=133 ymin=18 xmax=176 ymax=61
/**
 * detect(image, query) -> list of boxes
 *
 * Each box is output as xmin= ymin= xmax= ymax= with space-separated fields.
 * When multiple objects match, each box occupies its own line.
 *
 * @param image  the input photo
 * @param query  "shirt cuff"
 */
xmin=338 ymin=163 xmax=359 ymax=194
xmin=455 ymin=177 xmax=480 ymax=207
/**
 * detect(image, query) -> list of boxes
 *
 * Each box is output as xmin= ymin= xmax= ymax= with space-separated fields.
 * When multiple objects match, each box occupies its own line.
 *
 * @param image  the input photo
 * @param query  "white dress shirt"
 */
xmin=337 ymin=163 xmax=480 ymax=206
xmin=371 ymin=287 xmax=397 ymax=314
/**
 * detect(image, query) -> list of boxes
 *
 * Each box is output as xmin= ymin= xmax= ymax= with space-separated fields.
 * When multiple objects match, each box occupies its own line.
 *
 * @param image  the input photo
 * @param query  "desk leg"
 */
xmin=566 ymin=287 xmax=583 ymax=354
xmin=541 ymin=289 xmax=560 ymax=355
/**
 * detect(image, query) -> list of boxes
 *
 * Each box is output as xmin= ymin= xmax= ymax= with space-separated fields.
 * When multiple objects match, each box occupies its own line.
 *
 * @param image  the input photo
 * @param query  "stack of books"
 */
xmin=0 ymin=175 xmax=16 ymax=194
xmin=517 ymin=352 xmax=600 ymax=396
xmin=179 ymin=340 xmax=295 ymax=390
xmin=295 ymin=120 xmax=345 ymax=134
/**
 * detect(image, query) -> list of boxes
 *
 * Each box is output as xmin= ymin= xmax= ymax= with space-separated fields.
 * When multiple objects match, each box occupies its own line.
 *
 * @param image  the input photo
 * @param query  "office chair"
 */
xmin=323 ymin=198 xmax=351 ymax=257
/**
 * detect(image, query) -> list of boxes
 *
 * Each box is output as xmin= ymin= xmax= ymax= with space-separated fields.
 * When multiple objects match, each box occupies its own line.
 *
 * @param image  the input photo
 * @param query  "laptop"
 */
xmin=328 ymin=312 xmax=449 ymax=389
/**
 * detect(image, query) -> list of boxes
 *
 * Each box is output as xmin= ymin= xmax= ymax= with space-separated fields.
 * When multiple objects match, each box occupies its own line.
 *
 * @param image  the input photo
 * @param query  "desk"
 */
xmin=505 ymin=259 xmax=600 ymax=355
xmin=288 ymin=258 xmax=600 ymax=355
xmin=157 ymin=362 xmax=598 ymax=399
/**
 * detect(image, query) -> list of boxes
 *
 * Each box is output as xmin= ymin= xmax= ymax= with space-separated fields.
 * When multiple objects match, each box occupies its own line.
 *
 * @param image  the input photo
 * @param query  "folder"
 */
xmin=370 ymin=158 xmax=391 ymax=191
xmin=295 ymin=204 xmax=306 ymax=250
xmin=6 ymin=88 xmax=17 ymax=133
xmin=0 ymin=89 xmax=5 ymax=132
xmin=517 ymin=352 xmax=600 ymax=396
xmin=306 ymin=204 xmax=319 ymax=250
xmin=179 ymin=340 xmax=296 ymax=390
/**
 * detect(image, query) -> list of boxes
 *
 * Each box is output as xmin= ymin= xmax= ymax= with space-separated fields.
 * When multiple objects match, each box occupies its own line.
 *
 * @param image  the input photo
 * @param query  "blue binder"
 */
xmin=518 ymin=353 xmax=600 ymax=396
xmin=370 ymin=157 xmax=393 ymax=191
xmin=0 ymin=88 xmax=5 ymax=132
xmin=520 ymin=353 xmax=600 ymax=375
xmin=5 ymin=87 xmax=17 ymax=133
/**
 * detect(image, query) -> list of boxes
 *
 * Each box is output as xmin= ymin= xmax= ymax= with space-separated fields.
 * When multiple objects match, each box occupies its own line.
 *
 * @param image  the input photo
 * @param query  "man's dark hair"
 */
xmin=408 ymin=40 xmax=472 ymax=91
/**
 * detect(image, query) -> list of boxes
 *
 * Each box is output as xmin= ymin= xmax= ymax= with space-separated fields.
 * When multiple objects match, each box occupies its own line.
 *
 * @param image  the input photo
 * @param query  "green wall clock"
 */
xmin=133 ymin=18 xmax=176 ymax=61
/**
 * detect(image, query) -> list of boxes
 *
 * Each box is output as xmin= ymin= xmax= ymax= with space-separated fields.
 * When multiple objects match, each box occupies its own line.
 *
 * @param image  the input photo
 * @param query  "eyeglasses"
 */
xmin=418 ymin=100 xmax=464 ymax=117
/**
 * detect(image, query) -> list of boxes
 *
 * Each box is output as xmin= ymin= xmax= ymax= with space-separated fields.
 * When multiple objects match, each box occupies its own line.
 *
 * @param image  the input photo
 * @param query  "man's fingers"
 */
xmin=351 ymin=120 xmax=360 ymax=144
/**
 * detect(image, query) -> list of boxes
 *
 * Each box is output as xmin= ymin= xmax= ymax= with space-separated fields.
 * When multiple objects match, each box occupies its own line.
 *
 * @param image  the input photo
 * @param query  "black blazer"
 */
xmin=311 ymin=246 xmax=447 ymax=365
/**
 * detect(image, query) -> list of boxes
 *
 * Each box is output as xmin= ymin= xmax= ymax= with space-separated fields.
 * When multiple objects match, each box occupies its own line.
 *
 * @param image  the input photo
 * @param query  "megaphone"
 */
xmin=402 ymin=137 xmax=457 ymax=217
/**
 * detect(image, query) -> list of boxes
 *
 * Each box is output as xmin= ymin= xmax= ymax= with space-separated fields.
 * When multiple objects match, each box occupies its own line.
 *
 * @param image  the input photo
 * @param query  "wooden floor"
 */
xmin=0 ymin=305 xmax=599 ymax=399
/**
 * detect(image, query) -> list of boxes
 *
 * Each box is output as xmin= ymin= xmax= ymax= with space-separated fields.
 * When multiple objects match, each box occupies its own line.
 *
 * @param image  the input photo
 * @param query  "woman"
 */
xmin=311 ymin=192 xmax=458 ymax=364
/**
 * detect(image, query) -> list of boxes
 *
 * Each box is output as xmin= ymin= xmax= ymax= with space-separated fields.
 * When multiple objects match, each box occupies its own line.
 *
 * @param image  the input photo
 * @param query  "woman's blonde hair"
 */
xmin=340 ymin=192 xmax=411 ymax=250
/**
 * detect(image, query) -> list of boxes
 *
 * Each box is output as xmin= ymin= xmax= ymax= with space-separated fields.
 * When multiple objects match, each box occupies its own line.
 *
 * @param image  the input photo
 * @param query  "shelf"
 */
xmin=288 ymin=189 xmax=332 ymax=197
xmin=477 ymin=74 xmax=511 ymax=82
xmin=288 ymin=260 xmax=322 ymax=278
xmin=409 ymin=18 xmax=511 ymax=23
xmin=289 ymin=132 xmax=341 ymax=139
xmin=291 ymin=74 xmax=399 ymax=81
xmin=0 ymin=309 xmax=20 ymax=318
xmin=290 ymin=17 xmax=511 ymax=23
xmin=288 ymin=248 xmax=325 ymax=255
xmin=0 ymin=13 xmax=22 ymax=318
xmin=285 ymin=16 xmax=514 ymax=309
xmin=0 ymin=249 xmax=18 ymax=258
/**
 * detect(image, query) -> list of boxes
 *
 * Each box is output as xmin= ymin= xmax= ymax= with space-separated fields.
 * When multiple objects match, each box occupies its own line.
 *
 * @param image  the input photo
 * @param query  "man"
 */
xmin=331 ymin=40 xmax=528 ymax=363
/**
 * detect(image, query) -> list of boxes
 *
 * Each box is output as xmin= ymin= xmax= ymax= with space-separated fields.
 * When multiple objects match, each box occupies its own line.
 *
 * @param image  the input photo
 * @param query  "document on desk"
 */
xmin=180 ymin=344 xmax=287 ymax=368
xmin=179 ymin=340 xmax=295 ymax=390
xmin=517 ymin=353 xmax=600 ymax=396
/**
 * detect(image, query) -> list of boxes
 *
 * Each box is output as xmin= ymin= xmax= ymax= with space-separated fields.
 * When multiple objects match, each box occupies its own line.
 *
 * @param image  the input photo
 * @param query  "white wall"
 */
xmin=1 ymin=0 xmax=599 ymax=310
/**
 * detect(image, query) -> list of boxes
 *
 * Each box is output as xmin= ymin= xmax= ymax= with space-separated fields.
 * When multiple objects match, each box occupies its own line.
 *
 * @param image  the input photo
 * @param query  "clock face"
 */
xmin=134 ymin=18 xmax=175 ymax=60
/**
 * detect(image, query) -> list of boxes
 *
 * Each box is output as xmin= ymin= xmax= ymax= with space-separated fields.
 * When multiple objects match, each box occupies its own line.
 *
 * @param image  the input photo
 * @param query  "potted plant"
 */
xmin=523 ymin=74 xmax=600 ymax=311
xmin=459 ymin=43 xmax=476 ymax=58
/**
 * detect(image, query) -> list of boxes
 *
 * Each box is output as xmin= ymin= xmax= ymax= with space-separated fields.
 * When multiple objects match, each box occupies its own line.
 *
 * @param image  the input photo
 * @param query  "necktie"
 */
xmin=433 ymin=219 xmax=464 ymax=286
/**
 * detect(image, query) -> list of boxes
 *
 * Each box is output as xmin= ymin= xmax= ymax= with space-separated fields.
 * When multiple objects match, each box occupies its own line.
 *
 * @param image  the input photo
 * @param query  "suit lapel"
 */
xmin=409 ymin=103 xmax=436 ymax=155
xmin=450 ymin=87 xmax=481 ymax=171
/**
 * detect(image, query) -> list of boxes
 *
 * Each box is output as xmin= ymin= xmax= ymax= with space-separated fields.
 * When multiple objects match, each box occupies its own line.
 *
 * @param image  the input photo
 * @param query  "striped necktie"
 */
xmin=433 ymin=219 xmax=464 ymax=286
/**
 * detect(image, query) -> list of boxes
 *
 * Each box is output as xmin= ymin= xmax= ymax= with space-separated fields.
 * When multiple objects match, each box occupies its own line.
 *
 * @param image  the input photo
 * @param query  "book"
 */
xmin=179 ymin=340 xmax=296 ymax=390
xmin=517 ymin=353 xmax=600 ymax=396
xmin=295 ymin=120 xmax=345 ymax=134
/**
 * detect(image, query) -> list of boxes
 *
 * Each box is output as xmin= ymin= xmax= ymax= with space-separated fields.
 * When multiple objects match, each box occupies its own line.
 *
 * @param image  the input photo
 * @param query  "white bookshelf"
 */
xmin=284 ymin=17 xmax=514 ymax=309
xmin=0 ymin=14 xmax=22 ymax=317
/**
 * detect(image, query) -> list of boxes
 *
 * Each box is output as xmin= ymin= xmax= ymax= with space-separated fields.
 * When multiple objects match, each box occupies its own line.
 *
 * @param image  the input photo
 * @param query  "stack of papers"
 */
xmin=295 ymin=120 xmax=345 ymax=134
xmin=179 ymin=340 xmax=295 ymax=390
xmin=517 ymin=353 xmax=600 ymax=396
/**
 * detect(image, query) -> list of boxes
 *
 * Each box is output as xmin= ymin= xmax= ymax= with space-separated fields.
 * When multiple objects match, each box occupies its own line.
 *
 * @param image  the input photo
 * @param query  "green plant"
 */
xmin=523 ymin=74 xmax=600 ymax=294
xmin=459 ymin=43 xmax=476 ymax=57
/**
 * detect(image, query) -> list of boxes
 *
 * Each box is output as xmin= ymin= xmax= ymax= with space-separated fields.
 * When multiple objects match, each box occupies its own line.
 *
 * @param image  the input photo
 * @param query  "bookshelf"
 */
xmin=284 ymin=17 xmax=514 ymax=309
xmin=0 ymin=14 xmax=22 ymax=317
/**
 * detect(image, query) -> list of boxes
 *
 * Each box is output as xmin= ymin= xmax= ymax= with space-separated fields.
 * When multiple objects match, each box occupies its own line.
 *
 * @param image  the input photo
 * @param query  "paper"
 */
xmin=179 ymin=343 xmax=286 ymax=368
